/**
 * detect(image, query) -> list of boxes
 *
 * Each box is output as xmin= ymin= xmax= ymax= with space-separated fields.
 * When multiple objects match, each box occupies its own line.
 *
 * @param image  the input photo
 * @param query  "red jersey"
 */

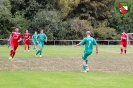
xmin=11 ymin=32 xmax=22 ymax=43
xmin=121 ymin=33 xmax=127 ymax=42
xmin=24 ymin=33 xmax=30 ymax=41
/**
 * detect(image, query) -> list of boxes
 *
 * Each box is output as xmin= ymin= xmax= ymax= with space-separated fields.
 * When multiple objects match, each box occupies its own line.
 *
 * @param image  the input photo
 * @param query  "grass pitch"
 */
xmin=0 ymin=45 xmax=133 ymax=88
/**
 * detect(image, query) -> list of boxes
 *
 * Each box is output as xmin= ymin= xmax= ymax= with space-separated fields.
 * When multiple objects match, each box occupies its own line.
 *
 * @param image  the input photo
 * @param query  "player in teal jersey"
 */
xmin=36 ymin=29 xmax=47 ymax=57
xmin=75 ymin=31 xmax=98 ymax=72
xmin=32 ymin=31 xmax=38 ymax=50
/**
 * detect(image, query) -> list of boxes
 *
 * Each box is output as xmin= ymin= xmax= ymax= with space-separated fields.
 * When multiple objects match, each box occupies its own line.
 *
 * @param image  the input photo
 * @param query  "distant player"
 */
xmin=120 ymin=31 xmax=127 ymax=54
xmin=75 ymin=31 xmax=98 ymax=72
xmin=36 ymin=29 xmax=47 ymax=57
xmin=23 ymin=30 xmax=31 ymax=52
xmin=8 ymin=28 xmax=22 ymax=61
xmin=32 ymin=31 xmax=38 ymax=50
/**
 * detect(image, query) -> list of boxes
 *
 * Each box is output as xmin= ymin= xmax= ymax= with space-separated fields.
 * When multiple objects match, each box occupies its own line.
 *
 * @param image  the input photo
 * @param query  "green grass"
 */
xmin=0 ymin=45 xmax=133 ymax=88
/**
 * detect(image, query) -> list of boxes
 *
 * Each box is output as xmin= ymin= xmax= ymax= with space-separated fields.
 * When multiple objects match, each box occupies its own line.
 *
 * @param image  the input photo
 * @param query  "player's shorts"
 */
xmin=10 ymin=42 xmax=18 ymax=50
xmin=38 ymin=42 xmax=44 ymax=49
xmin=82 ymin=52 xmax=92 ymax=60
xmin=120 ymin=41 xmax=127 ymax=47
xmin=24 ymin=40 xmax=30 ymax=45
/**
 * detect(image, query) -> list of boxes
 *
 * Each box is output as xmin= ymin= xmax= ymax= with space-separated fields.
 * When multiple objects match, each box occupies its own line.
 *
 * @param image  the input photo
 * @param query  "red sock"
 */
xmin=124 ymin=50 xmax=126 ymax=54
xmin=12 ymin=51 xmax=15 ymax=58
xmin=121 ymin=48 xmax=123 ymax=53
xmin=28 ymin=45 xmax=30 ymax=50
xmin=10 ymin=50 xmax=13 ymax=57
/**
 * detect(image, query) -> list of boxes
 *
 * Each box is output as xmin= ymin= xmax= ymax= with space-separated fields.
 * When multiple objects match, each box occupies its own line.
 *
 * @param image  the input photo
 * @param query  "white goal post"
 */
xmin=127 ymin=33 xmax=133 ymax=45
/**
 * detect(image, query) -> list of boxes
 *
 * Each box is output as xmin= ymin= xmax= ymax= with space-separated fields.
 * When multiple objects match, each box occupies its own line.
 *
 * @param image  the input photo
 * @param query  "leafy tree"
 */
xmin=94 ymin=27 xmax=118 ymax=40
xmin=108 ymin=13 xmax=133 ymax=33
xmin=31 ymin=10 xmax=62 ymax=39
xmin=12 ymin=14 xmax=30 ymax=33
xmin=0 ymin=0 xmax=13 ymax=39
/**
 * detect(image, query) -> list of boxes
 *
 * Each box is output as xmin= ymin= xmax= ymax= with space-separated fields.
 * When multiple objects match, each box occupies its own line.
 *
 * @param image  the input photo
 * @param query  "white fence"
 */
xmin=0 ymin=39 xmax=123 ymax=47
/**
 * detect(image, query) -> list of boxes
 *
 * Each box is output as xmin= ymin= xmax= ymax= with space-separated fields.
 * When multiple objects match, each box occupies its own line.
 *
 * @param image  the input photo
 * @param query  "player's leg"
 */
xmin=36 ymin=42 xmax=42 ymax=56
xmin=27 ymin=40 xmax=30 ymax=51
xmin=39 ymin=44 xmax=44 ymax=57
xmin=24 ymin=41 xmax=27 ymax=52
xmin=124 ymin=42 xmax=127 ymax=54
xmin=33 ymin=41 xmax=36 ymax=50
xmin=81 ymin=53 xmax=88 ymax=72
xmin=9 ymin=42 xmax=14 ymax=59
xmin=12 ymin=44 xmax=18 ymax=59
xmin=120 ymin=45 xmax=123 ymax=54
xmin=124 ymin=45 xmax=127 ymax=54
xmin=86 ymin=59 xmax=89 ymax=71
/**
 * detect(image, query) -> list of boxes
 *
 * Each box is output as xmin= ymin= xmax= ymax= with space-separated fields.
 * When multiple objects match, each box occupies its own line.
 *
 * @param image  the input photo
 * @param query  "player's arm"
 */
xmin=74 ymin=43 xmax=81 ymax=47
xmin=8 ymin=34 xmax=12 ymax=42
xmin=45 ymin=37 xmax=47 ymax=43
xmin=18 ymin=38 xmax=22 ymax=42
xmin=36 ymin=35 xmax=39 ymax=43
xmin=18 ymin=35 xmax=22 ymax=42
xmin=75 ymin=39 xmax=85 ymax=47
xmin=96 ymin=44 xmax=98 ymax=54
xmin=28 ymin=34 xmax=31 ymax=40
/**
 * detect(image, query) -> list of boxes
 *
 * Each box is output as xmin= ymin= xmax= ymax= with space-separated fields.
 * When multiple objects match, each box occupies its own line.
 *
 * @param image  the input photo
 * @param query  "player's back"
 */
xmin=84 ymin=36 xmax=97 ymax=54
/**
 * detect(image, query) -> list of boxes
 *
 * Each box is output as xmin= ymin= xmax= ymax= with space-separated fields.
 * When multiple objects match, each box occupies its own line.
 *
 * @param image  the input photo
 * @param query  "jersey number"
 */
xmin=88 ymin=41 xmax=91 ymax=48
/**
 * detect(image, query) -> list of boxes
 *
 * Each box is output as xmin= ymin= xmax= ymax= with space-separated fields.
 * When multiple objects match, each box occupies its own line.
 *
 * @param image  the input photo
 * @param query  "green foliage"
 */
xmin=0 ymin=0 xmax=13 ymax=38
xmin=12 ymin=14 xmax=30 ymax=33
xmin=94 ymin=27 xmax=118 ymax=40
xmin=0 ymin=0 xmax=132 ymax=40
xmin=57 ymin=0 xmax=80 ymax=17
xmin=71 ymin=18 xmax=93 ymax=37
xmin=108 ymin=13 xmax=133 ymax=33
xmin=31 ymin=10 xmax=62 ymax=39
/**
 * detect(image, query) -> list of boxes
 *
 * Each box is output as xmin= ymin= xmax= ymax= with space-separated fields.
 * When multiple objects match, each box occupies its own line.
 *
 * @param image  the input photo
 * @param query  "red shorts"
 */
xmin=24 ymin=40 xmax=30 ymax=45
xmin=120 ymin=41 xmax=127 ymax=47
xmin=10 ymin=42 xmax=18 ymax=50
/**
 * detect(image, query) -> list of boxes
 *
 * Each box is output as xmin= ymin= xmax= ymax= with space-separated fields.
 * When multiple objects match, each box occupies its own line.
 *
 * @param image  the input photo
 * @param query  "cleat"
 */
xmin=11 ymin=58 xmax=14 ymax=61
xmin=9 ymin=56 xmax=14 ymax=61
xmin=9 ymin=56 xmax=12 ymax=60
xmin=36 ymin=55 xmax=38 ymax=57
xmin=28 ymin=50 xmax=30 ymax=52
xmin=24 ymin=50 xmax=26 ymax=52
xmin=40 ymin=55 xmax=42 ymax=57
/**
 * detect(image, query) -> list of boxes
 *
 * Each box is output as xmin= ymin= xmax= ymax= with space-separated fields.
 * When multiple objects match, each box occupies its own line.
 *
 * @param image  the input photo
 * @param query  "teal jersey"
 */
xmin=80 ymin=36 xmax=97 ymax=54
xmin=37 ymin=33 xmax=47 ymax=43
xmin=32 ymin=34 xmax=37 ymax=42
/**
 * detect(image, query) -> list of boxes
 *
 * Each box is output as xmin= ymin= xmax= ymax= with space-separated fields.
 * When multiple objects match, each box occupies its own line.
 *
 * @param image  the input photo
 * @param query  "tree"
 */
xmin=12 ymin=14 xmax=30 ymax=33
xmin=31 ymin=10 xmax=62 ymax=39
xmin=108 ymin=13 xmax=133 ymax=33
xmin=94 ymin=27 xmax=118 ymax=40
xmin=0 ymin=0 xmax=13 ymax=39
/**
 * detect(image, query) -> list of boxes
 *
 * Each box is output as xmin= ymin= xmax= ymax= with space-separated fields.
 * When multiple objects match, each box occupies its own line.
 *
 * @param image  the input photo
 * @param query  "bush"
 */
xmin=94 ymin=27 xmax=119 ymax=40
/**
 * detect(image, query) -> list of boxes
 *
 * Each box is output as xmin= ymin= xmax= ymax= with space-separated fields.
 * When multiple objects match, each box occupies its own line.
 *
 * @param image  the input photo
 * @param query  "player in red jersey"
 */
xmin=120 ymin=31 xmax=127 ymax=54
xmin=8 ymin=28 xmax=22 ymax=60
xmin=23 ymin=30 xmax=31 ymax=52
